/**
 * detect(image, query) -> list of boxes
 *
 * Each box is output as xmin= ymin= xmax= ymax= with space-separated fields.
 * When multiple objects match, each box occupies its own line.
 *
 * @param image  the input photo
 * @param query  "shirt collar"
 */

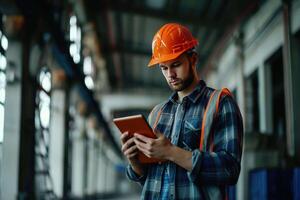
xmin=168 ymin=80 xmax=207 ymax=104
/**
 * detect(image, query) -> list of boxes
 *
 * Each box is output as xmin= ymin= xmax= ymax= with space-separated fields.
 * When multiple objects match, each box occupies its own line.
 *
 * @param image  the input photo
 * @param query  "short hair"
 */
xmin=185 ymin=48 xmax=197 ymax=57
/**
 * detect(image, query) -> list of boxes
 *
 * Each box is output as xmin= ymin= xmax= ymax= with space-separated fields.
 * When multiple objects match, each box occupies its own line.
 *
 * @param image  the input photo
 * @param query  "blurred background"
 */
xmin=0 ymin=0 xmax=300 ymax=199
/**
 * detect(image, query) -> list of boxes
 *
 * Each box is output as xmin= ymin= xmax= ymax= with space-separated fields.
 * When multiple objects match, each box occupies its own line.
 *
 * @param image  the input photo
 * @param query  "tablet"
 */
xmin=113 ymin=114 xmax=156 ymax=138
xmin=113 ymin=114 xmax=163 ymax=163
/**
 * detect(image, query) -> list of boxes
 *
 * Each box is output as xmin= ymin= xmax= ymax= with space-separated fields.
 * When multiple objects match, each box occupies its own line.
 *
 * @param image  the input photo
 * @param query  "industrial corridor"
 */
xmin=0 ymin=0 xmax=300 ymax=199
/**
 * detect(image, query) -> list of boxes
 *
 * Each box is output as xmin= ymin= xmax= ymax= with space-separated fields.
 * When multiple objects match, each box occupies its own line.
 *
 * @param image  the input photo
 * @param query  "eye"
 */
xmin=160 ymin=66 xmax=167 ymax=71
xmin=172 ymin=63 xmax=180 ymax=68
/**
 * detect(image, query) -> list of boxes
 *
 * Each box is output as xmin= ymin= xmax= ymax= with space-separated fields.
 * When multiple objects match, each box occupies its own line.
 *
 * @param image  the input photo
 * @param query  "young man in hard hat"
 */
xmin=121 ymin=23 xmax=243 ymax=199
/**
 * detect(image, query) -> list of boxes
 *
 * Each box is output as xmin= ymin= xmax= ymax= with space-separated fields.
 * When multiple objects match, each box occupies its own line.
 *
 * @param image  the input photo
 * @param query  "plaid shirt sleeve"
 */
xmin=126 ymin=165 xmax=147 ymax=186
xmin=187 ymin=95 xmax=244 ymax=185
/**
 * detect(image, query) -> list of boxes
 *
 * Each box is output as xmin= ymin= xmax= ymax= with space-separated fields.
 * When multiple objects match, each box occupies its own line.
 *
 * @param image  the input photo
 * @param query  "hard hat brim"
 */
xmin=147 ymin=51 xmax=184 ymax=67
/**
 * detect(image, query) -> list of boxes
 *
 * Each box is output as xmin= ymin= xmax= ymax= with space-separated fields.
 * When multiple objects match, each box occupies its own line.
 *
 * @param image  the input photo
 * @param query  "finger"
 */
xmin=154 ymin=131 xmax=163 ymax=137
xmin=135 ymin=139 xmax=155 ymax=158
xmin=122 ymin=138 xmax=135 ymax=153
xmin=124 ymin=145 xmax=138 ymax=156
xmin=135 ymin=138 xmax=151 ymax=153
xmin=120 ymin=132 xmax=131 ymax=144
xmin=120 ymin=132 xmax=128 ymax=143
xmin=127 ymin=151 xmax=138 ymax=158
xmin=136 ymin=147 xmax=151 ymax=158
xmin=122 ymin=137 xmax=135 ymax=152
xmin=134 ymin=135 xmax=155 ymax=150
xmin=134 ymin=138 xmax=145 ymax=148
xmin=134 ymin=133 xmax=153 ymax=143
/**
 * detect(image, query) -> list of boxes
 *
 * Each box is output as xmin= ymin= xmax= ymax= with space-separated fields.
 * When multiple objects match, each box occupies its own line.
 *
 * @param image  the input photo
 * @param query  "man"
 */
xmin=121 ymin=23 xmax=243 ymax=200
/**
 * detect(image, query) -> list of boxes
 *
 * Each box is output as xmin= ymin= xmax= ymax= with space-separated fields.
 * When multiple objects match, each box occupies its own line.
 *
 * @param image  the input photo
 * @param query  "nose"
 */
xmin=167 ymin=68 xmax=176 ymax=78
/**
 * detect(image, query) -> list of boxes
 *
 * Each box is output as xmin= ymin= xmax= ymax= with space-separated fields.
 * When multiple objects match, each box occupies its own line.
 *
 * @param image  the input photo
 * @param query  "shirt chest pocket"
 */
xmin=155 ymin=113 xmax=173 ymax=136
xmin=182 ymin=118 xmax=202 ymax=150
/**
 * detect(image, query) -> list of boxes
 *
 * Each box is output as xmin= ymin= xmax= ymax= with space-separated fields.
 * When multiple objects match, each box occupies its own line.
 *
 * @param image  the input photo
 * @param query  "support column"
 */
xmin=49 ymin=89 xmax=66 ymax=198
xmin=86 ymin=128 xmax=98 ymax=195
xmin=63 ymin=84 xmax=71 ymax=199
xmin=97 ymin=138 xmax=107 ymax=194
xmin=258 ymin=63 xmax=273 ymax=134
xmin=282 ymin=0 xmax=300 ymax=161
xmin=71 ymin=116 xmax=85 ymax=197
xmin=291 ymin=36 xmax=300 ymax=163
xmin=235 ymin=32 xmax=247 ymax=125
xmin=235 ymin=32 xmax=247 ymax=200
xmin=17 ymin=17 xmax=36 ymax=200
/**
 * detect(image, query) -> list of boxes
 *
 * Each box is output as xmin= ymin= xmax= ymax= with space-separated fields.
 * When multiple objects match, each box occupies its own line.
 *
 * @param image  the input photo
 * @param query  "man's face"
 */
xmin=159 ymin=53 xmax=195 ymax=92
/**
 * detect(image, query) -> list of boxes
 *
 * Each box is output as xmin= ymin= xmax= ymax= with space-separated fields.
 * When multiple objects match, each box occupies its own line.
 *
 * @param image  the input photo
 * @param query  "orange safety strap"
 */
xmin=216 ymin=88 xmax=232 ymax=114
xmin=199 ymin=90 xmax=217 ymax=151
xmin=200 ymin=88 xmax=232 ymax=151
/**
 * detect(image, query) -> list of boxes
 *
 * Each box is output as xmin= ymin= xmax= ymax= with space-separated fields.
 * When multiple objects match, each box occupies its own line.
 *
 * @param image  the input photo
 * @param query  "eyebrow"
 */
xmin=159 ymin=61 xmax=181 ymax=68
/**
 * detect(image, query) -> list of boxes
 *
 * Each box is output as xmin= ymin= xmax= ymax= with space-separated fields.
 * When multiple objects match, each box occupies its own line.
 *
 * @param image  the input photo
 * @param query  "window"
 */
xmin=34 ymin=67 xmax=56 ymax=199
xmin=265 ymin=48 xmax=286 ymax=137
xmin=270 ymin=52 xmax=285 ymax=137
xmin=83 ymin=56 xmax=95 ymax=90
xmin=245 ymin=69 xmax=259 ymax=133
xmin=0 ymin=24 xmax=8 ymax=143
xmin=69 ymin=15 xmax=81 ymax=64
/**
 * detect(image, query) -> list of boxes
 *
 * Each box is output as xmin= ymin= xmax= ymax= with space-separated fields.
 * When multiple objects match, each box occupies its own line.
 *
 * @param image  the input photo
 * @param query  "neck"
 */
xmin=177 ymin=76 xmax=199 ymax=102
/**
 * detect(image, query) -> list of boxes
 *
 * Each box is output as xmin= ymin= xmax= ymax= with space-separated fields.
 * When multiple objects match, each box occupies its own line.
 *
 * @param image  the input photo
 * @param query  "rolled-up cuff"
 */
xmin=126 ymin=165 xmax=146 ymax=184
xmin=187 ymin=149 xmax=203 ymax=182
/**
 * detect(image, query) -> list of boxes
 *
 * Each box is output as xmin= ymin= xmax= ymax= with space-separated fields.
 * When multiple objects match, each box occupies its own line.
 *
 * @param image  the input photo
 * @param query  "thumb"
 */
xmin=154 ymin=131 xmax=164 ymax=138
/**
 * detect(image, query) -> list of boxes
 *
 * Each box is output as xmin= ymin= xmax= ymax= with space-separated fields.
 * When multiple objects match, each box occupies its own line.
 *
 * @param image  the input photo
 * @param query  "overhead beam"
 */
xmin=102 ymin=1 xmax=217 ymax=28
xmin=0 ymin=1 xmax=20 ymax=15
xmin=171 ymin=0 xmax=181 ymax=15
xmin=102 ymin=44 xmax=151 ymax=56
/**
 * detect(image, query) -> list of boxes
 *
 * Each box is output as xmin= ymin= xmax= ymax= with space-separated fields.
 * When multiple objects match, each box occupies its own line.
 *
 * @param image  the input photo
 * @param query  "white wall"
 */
xmin=71 ymin=115 xmax=85 ymax=196
xmin=49 ymin=90 xmax=66 ymax=197
xmin=1 ymin=41 xmax=22 ymax=200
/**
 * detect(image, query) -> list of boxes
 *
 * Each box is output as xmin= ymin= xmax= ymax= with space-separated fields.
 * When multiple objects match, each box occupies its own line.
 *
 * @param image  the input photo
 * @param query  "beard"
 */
xmin=168 ymin=64 xmax=195 ymax=92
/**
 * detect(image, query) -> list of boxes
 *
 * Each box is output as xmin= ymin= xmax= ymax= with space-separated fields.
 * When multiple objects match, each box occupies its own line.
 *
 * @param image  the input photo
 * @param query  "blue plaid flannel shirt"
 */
xmin=126 ymin=80 xmax=244 ymax=200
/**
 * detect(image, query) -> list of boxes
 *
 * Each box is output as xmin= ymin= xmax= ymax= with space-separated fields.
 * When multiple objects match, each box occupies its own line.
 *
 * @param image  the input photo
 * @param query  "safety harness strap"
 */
xmin=200 ymin=88 xmax=232 ymax=151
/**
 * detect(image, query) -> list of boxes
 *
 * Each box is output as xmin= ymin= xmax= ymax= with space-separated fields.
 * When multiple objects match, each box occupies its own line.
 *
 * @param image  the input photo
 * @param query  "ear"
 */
xmin=190 ymin=53 xmax=198 ymax=69
xmin=192 ymin=53 xmax=198 ymax=66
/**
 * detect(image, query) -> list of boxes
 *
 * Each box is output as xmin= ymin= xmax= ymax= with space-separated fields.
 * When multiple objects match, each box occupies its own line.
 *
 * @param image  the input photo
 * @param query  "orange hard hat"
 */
xmin=148 ymin=23 xmax=198 ymax=67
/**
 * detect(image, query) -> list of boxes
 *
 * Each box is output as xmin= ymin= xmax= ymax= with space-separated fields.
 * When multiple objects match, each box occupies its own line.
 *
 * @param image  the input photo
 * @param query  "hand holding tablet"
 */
xmin=113 ymin=114 xmax=164 ymax=163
